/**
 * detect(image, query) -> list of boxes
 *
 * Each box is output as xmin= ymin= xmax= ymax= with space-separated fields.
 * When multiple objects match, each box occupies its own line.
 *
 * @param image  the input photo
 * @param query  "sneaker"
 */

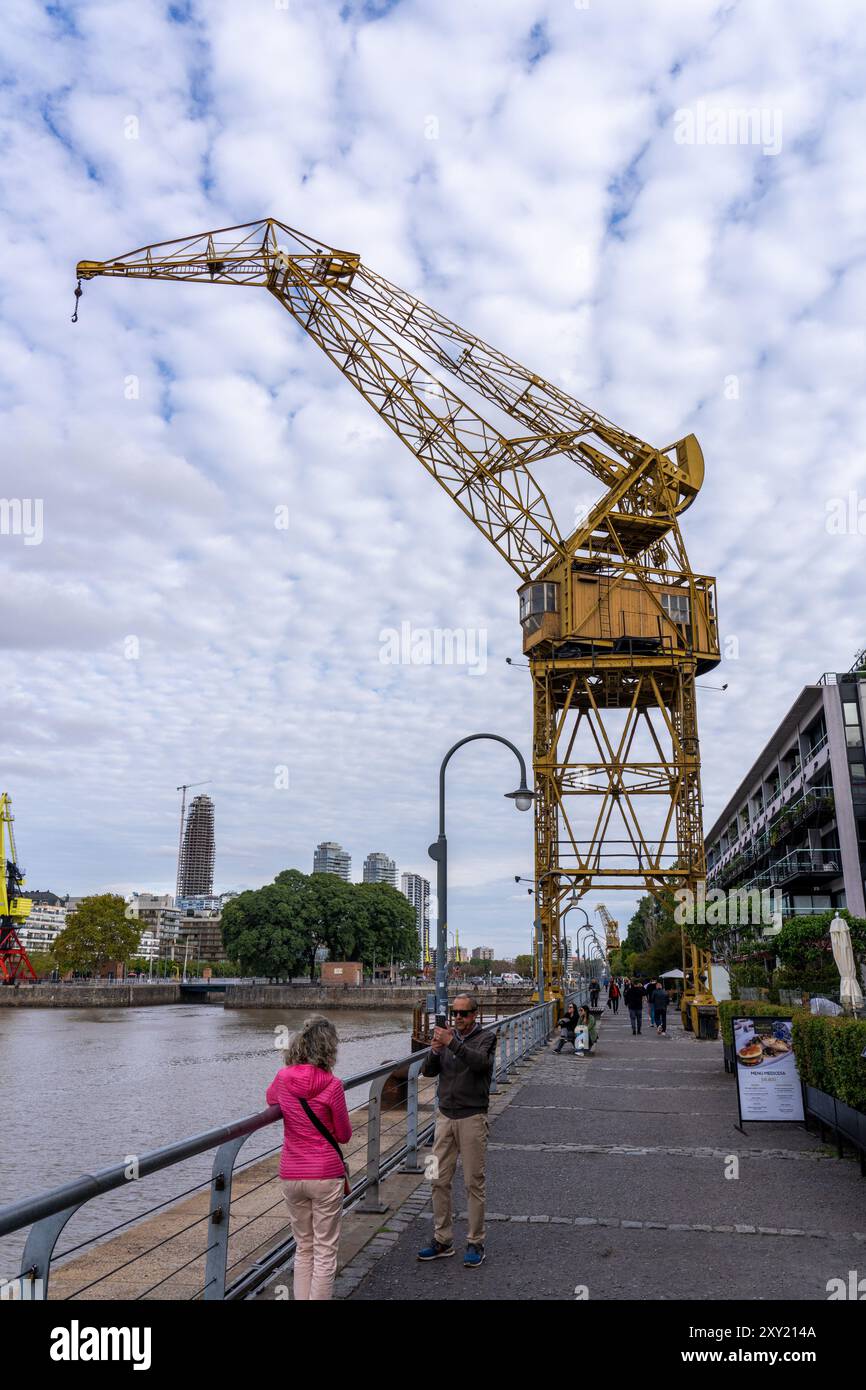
xmin=464 ymin=1243 xmax=485 ymax=1268
xmin=417 ymin=1240 xmax=454 ymax=1261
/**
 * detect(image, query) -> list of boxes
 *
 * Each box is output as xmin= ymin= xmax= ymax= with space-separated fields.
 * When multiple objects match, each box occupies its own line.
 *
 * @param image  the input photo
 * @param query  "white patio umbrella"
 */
xmin=660 ymin=968 xmax=685 ymax=978
xmin=829 ymin=914 xmax=864 ymax=1014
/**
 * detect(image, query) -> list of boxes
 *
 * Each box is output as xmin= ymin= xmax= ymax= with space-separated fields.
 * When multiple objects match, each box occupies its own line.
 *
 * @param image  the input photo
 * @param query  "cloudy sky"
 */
xmin=2 ymin=0 xmax=864 ymax=958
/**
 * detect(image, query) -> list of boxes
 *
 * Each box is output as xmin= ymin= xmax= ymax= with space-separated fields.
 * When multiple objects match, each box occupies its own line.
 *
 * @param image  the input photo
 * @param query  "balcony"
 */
xmin=769 ymin=849 xmax=842 ymax=885
xmin=768 ymin=788 xmax=835 ymax=847
xmin=804 ymin=731 xmax=829 ymax=760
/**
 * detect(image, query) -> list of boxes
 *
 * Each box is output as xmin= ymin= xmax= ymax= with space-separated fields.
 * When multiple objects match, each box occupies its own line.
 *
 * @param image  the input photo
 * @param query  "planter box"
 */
xmin=805 ymin=1084 xmax=836 ymax=1126
xmin=804 ymin=1087 xmax=866 ymax=1173
xmin=835 ymin=1100 xmax=866 ymax=1153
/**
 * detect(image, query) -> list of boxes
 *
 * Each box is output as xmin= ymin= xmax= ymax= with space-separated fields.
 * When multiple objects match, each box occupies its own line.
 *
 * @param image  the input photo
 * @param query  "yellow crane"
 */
xmin=0 ymin=793 xmax=36 ymax=983
xmin=75 ymin=218 xmax=719 ymax=1027
xmin=595 ymin=904 xmax=620 ymax=957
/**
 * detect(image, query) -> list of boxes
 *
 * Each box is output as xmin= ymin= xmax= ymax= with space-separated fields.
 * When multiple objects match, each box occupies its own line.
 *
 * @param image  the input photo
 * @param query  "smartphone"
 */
xmin=435 ymin=1014 xmax=447 ymax=1028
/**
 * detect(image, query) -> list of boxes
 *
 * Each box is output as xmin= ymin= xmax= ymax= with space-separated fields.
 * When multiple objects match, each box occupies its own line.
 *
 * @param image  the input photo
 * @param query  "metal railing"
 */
xmin=0 ymin=995 xmax=575 ymax=1302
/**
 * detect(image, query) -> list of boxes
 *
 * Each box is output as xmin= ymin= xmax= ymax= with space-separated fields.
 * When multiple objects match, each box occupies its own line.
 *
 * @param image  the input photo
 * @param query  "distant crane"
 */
xmin=0 ymin=793 xmax=36 ymax=982
xmin=595 ymin=903 xmax=620 ymax=957
xmin=176 ymin=781 xmax=212 ymax=900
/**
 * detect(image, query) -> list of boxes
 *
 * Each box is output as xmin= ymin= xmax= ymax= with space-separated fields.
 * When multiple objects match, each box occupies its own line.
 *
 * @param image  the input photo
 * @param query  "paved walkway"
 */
xmin=341 ymin=1001 xmax=866 ymax=1300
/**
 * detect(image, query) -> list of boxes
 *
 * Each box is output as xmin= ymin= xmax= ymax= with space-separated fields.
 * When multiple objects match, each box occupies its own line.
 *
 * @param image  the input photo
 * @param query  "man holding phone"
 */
xmin=417 ymin=995 xmax=497 ymax=1268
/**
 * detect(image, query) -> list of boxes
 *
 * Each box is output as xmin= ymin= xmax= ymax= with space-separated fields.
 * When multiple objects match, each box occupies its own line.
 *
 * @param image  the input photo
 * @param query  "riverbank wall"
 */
xmin=224 ymin=985 xmax=532 ymax=1011
xmin=0 ymin=983 xmax=182 ymax=1007
xmin=0 ymin=983 xmax=533 ymax=1011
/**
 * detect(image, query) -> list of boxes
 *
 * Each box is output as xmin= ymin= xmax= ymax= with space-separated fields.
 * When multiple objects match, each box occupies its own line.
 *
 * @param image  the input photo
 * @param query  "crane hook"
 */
xmin=71 ymin=278 xmax=83 ymax=323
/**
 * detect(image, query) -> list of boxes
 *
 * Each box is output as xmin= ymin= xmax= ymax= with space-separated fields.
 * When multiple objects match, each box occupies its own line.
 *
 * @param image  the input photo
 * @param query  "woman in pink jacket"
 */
xmin=266 ymin=1014 xmax=352 ymax=1301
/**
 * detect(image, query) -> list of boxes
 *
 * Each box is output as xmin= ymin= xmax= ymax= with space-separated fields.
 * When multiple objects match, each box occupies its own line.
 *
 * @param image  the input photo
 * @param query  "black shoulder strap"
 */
xmin=298 ymin=1097 xmax=347 ymax=1173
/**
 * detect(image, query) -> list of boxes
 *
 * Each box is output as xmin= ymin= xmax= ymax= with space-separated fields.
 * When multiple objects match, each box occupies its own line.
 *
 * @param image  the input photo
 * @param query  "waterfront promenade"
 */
xmin=290 ymin=1005 xmax=866 ymax=1301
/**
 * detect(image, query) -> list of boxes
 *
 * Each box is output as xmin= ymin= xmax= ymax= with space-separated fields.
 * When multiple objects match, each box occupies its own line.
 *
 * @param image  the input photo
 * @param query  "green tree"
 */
xmin=355 ymin=881 xmax=418 ymax=970
xmin=514 ymin=954 xmax=534 ymax=977
xmin=294 ymin=872 xmax=364 ymax=977
xmin=53 ymin=895 xmax=141 ymax=975
xmin=24 ymin=950 xmax=57 ymax=978
xmin=776 ymin=909 xmax=866 ymax=993
xmin=221 ymin=879 xmax=309 ymax=979
xmin=629 ymin=926 xmax=683 ymax=979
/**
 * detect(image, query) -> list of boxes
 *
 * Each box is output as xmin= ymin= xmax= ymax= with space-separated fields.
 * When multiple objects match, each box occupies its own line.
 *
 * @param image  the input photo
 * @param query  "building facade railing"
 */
xmin=0 ymin=994 xmax=580 ymax=1302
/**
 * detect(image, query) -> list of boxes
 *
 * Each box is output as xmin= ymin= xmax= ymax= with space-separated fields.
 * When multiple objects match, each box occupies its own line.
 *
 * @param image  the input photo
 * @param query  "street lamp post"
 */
xmin=515 ymin=870 xmax=566 ymax=1005
xmin=429 ymin=735 xmax=533 ymax=1021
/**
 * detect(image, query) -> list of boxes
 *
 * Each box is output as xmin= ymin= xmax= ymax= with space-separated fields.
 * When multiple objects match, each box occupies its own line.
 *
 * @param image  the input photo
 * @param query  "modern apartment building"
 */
xmin=705 ymin=656 xmax=866 ymax=919
xmin=471 ymin=946 xmax=494 ymax=960
xmin=313 ymin=841 xmax=351 ymax=880
xmin=363 ymin=852 xmax=397 ymax=886
xmin=126 ymin=893 xmax=181 ymax=959
xmin=177 ymin=909 xmax=227 ymax=964
xmin=18 ymin=900 xmax=67 ymax=954
xmin=400 ymin=872 xmax=430 ymax=968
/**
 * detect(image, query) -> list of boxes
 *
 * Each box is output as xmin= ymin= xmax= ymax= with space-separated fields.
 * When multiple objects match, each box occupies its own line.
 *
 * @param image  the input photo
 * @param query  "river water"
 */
xmin=0 ymin=1004 xmax=413 ymax=1284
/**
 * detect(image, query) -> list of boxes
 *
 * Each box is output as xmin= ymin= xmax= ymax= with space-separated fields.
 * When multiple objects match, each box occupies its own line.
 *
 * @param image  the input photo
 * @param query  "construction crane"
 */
xmin=595 ymin=904 xmax=620 ymax=957
xmin=75 ymin=219 xmax=720 ymax=1027
xmin=0 ymin=793 xmax=36 ymax=983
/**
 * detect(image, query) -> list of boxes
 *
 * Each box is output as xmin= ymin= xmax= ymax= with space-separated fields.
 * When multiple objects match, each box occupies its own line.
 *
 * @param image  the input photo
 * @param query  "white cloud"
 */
xmin=2 ymin=0 xmax=865 ymax=954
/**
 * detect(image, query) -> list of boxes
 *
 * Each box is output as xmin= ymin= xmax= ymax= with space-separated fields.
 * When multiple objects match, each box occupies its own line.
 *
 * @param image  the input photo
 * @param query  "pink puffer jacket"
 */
xmin=266 ymin=1064 xmax=352 ymax=1180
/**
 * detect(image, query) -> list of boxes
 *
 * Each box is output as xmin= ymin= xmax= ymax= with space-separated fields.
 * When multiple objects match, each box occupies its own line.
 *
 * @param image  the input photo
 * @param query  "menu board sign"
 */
xmin=733 ymin=1016 xmax=804 ymax=1123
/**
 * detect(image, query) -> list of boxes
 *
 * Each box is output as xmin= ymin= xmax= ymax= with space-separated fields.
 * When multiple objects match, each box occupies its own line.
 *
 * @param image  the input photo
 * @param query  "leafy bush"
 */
xmin=777 ymin=910 xmax=866 ymax=975
xmin=729 ymin=961 xmax=770 ymax=993
xmin=718 ymin=999 xmax=798 ymax=1047
xmin=791 ymin=1013 xmax=836 ymax=1092
xmin=772 ymin=961 xmax=840 ymax=999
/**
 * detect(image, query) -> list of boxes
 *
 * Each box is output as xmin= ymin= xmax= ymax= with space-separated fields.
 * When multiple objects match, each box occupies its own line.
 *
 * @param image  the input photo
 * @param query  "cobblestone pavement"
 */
xmin=337 ymin=1005 xmax=866 ymax=1300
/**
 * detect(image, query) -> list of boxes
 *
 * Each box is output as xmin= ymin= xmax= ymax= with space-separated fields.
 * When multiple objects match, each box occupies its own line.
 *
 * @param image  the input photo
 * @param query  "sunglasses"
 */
xmin=452 ymin=1008 xmax=476 ymax=1017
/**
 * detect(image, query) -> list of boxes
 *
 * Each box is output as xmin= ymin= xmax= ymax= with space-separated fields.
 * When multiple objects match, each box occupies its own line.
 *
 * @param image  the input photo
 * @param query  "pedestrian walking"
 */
xmin=267 ymin=1014 xmax=352 ymax=1301
xmin=607 ymin=980 xmax=621 ymax=1014
xmin=418 ymin=994 xmax=497 ymax=1268
xmin=652 ymin=983 xmax=670 ymax=1034
xmin=624 ymin=981 xmax=645 ymax=1035
xmin=554 ymin=1001 xmax=580 ymax=1053
xmin=589 ymin=979 xmax=600 ymax=1008
xmin=645 ymin=977 xmax=656 ymax=1027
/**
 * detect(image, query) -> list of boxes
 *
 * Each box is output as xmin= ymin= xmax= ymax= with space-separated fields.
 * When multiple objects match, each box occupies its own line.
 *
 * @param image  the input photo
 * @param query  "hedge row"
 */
xmin=720 ymin=1001 xmax=866 ymax=1114
xmin=718 ymin=999 xmax=796 ymax=1047
xmin=791 ymin=1014 xmax=866 ymax=1113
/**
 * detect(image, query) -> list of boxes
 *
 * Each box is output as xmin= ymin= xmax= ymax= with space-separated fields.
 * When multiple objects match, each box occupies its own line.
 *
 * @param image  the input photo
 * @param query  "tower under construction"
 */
xmin=177 ymin=795 xmax=215 ymax=899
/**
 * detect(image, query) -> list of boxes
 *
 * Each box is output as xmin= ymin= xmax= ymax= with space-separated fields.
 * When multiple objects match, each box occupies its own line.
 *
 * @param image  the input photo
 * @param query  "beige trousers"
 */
xmin=280 ymin=1177 xmax=344 ymax=1300
xmin=430 ymin=1112 xmax=489 ymax=1247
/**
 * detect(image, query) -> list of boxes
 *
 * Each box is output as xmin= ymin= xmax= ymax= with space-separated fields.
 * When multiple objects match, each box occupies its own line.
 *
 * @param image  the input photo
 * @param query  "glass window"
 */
xmin=851 ymin=763 xmax=866 ymax=780
xmin=846 ymin=726 xmax=863 ymax=747
xmin=843 ymin=702 xmax=860 ymax=725
xmin=661 ymin=592 xmax=690 ymax=624
xmin=519 ymin=583 xmax=557 ymax=622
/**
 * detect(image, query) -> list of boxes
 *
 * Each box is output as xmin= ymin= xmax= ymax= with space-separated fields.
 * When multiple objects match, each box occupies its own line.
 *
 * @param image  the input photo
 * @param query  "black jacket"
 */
xmin=652 ymin=987 xmax=670 ymax=1011
xmin=624 ymin=985 xmax=645 ymax=1010
xmin=421 ymin=1022 xmax=497 ymax=1118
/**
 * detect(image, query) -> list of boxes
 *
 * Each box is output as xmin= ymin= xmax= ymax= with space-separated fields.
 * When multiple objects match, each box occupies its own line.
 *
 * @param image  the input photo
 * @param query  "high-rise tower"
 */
xmin=178 ymin=795 xmax=215 ymax=898
xmin=364 ymin=852 xmax=397 ymax=886
xmin=400 ymin=872 xmax=430 ymax=969
xmin=313 ymin=841 xmax=351 ymax=880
